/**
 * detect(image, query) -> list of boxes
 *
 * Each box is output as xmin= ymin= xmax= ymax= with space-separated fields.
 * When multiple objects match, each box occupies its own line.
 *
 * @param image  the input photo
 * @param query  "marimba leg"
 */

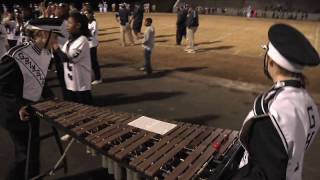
xmin=113 ymin=161 xmax=123 ymax=180
xmin=126 ymin=168 xmax=133 ymax=180
xmin=102 ymin=155 xmax=108 ymax=168
xmin=108 ymin=158 xmax=114 ymax=174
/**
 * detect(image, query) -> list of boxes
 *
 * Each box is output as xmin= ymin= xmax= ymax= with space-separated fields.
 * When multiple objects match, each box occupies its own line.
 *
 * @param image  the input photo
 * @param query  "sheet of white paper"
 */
xmin=128 ymin=116 xmax=177 ymax=135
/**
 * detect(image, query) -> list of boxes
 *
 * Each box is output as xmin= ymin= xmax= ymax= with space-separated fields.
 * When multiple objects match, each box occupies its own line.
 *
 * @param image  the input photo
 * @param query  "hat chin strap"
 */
xmin=44 ymin=30 xmax=53 ymax=49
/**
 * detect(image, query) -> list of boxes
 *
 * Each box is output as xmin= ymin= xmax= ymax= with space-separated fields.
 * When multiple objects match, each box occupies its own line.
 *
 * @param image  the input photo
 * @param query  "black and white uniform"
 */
xmin=0 ymin=42 xmax=52 ymax=180
xmin=234 ymin=81 xmax=320 ymax=180
xmin=88 ymin=20 xmax=102 ymax=81
xmin=232 ymin=23 xmax=320 ymax=180
xmin=61 ymin=35 xmax=92 ymax=104
xmin=0 ymin=42 xmax=51 ymax=103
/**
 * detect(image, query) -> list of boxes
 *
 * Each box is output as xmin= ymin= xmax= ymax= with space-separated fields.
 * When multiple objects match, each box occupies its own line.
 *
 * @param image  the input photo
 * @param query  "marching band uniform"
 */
xmin=88 ymin=14 xmax=102 ymax=84
xmin=0 ymin=18 xmax=63 ymax=180
xmin=61 ymin=31 xmax=92 ymax=105
xmin=232 ymin=24 xmax=320 ymax=180
xmin=0 ymin=22 xmax=8 ymax=56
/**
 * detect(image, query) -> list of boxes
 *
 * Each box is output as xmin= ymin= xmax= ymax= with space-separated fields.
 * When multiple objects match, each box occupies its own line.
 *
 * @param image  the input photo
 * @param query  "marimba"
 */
xmin=31 ymin=100 xmax=243 ymax=180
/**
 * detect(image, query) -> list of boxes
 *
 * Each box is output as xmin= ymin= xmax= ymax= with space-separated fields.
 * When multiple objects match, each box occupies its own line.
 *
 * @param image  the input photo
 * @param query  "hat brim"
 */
xmin=26 ymin=25 xmax=64 ymax=37
xmin=53 ymin=31 xmax=64 ymax=37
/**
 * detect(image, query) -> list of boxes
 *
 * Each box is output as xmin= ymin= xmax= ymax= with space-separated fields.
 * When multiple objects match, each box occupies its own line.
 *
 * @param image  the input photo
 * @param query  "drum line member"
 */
xmin=84 ymin=9 xmax=102 ymax=85
xmin=0 ymin=18 xmax=63 ymax=180
xmin=231 ymin=24 xmax=320 ymax=180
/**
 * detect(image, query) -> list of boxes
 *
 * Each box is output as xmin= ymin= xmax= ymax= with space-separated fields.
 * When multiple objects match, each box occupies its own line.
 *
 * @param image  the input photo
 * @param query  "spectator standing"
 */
xmin=185 ymin=6 xmax=199 ymax=53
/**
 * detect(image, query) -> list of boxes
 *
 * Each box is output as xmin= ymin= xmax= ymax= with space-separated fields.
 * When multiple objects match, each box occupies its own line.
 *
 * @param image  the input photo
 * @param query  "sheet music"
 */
xmin=128 ymin=116 xmax=177 ymax=135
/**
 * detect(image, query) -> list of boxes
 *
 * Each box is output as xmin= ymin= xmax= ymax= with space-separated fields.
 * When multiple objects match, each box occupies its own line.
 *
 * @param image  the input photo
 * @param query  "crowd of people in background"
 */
xmin=97 ymin=1 xmax=156 ymax=14
xmin=174 ymin=3 xmax=311 ymax=21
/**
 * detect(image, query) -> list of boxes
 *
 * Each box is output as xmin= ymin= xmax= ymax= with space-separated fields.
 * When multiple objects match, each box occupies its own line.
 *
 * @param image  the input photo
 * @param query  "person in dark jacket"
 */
xmin=116 ymin=4 xmax=134 ymax=46
xmin=0 ymin=18 xmax=62 ymax=180
xmin=176 ymin=6 xmax=188 ymax=45
xmin=131 ymin=3 xmax=144 ymax=41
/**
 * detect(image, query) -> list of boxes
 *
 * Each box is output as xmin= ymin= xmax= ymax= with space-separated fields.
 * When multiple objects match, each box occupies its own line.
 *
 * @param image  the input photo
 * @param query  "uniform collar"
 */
xmin=274 ymin=80 xmax=304 ymax=89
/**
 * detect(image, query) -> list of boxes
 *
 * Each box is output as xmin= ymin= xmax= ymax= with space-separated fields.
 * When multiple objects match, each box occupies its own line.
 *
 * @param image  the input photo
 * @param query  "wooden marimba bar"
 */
xmin=31 ymin=100 xmax=242 ymax=180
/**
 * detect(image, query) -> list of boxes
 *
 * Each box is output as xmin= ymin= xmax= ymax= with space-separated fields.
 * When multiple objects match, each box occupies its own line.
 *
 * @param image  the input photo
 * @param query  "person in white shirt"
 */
xmin=84 ymin=9 xmax=102 ymax=85
xmin=98 ymin=2 xmax=103 ymax=13
xmin=103 ymin=1 xmax=108 ymax=13
xmin=112 ymin=3 xmax=116 ymax=12
xmin=55 ymin=12 xmax=92 ymax=105
xmin=146 ymin=3 xmax=150 ymax=13
xmin=138 ymin=18 xmax=155 ymax=75
xmin=152 ymin=4 xmax=156 ymax=12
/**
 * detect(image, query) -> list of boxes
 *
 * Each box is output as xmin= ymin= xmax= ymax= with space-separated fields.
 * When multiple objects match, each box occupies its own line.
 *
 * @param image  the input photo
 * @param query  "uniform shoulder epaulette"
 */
xmin=0 ymin=54 xmax=15 ymax=64
xmin=253 ymin=87 xmax=283 ymax=116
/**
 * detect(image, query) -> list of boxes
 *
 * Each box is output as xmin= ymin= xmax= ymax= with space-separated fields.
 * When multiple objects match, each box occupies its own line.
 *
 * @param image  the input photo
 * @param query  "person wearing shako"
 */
xmin=0 ymin=18 xmax=63 ymax=180
xmin=231 ymin=24 xmax=320 ymax=180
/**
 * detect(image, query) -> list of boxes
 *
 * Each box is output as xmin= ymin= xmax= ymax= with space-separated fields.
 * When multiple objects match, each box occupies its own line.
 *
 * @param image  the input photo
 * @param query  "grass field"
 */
xmin=94 ymin=13 xmax=320 ymax=94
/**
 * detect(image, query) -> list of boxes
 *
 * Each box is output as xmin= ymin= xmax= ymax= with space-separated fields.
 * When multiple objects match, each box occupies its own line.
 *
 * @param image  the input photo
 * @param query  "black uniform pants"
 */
xmin=144 ymin=49 xmax=152 ymax=74
xmin=133 ymin=20 xmax=143 ymax=34
xmin=65 ymin=90 xmax=93 ymax=105
xmin=53 ymin=51 xmax=68 ymax=98
xmin=5 ymin=119 xmax=40 ymax=180
xmin=90 ymin=47 xmax=102 ymax=81
xmin=176 ymin=25 xmax=186 ymax=45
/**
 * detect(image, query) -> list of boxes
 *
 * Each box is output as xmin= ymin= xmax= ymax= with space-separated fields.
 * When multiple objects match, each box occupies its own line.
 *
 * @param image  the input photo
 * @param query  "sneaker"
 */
xmin=139 ymin=67 xmax=146 ymax=71
xmin=187 ymin=49 xmax=196 ymax=54
xmin=91 ymin=79 xmax=103 ymax=85
xmin=61 ymin=134 xmax=71 ymax=141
